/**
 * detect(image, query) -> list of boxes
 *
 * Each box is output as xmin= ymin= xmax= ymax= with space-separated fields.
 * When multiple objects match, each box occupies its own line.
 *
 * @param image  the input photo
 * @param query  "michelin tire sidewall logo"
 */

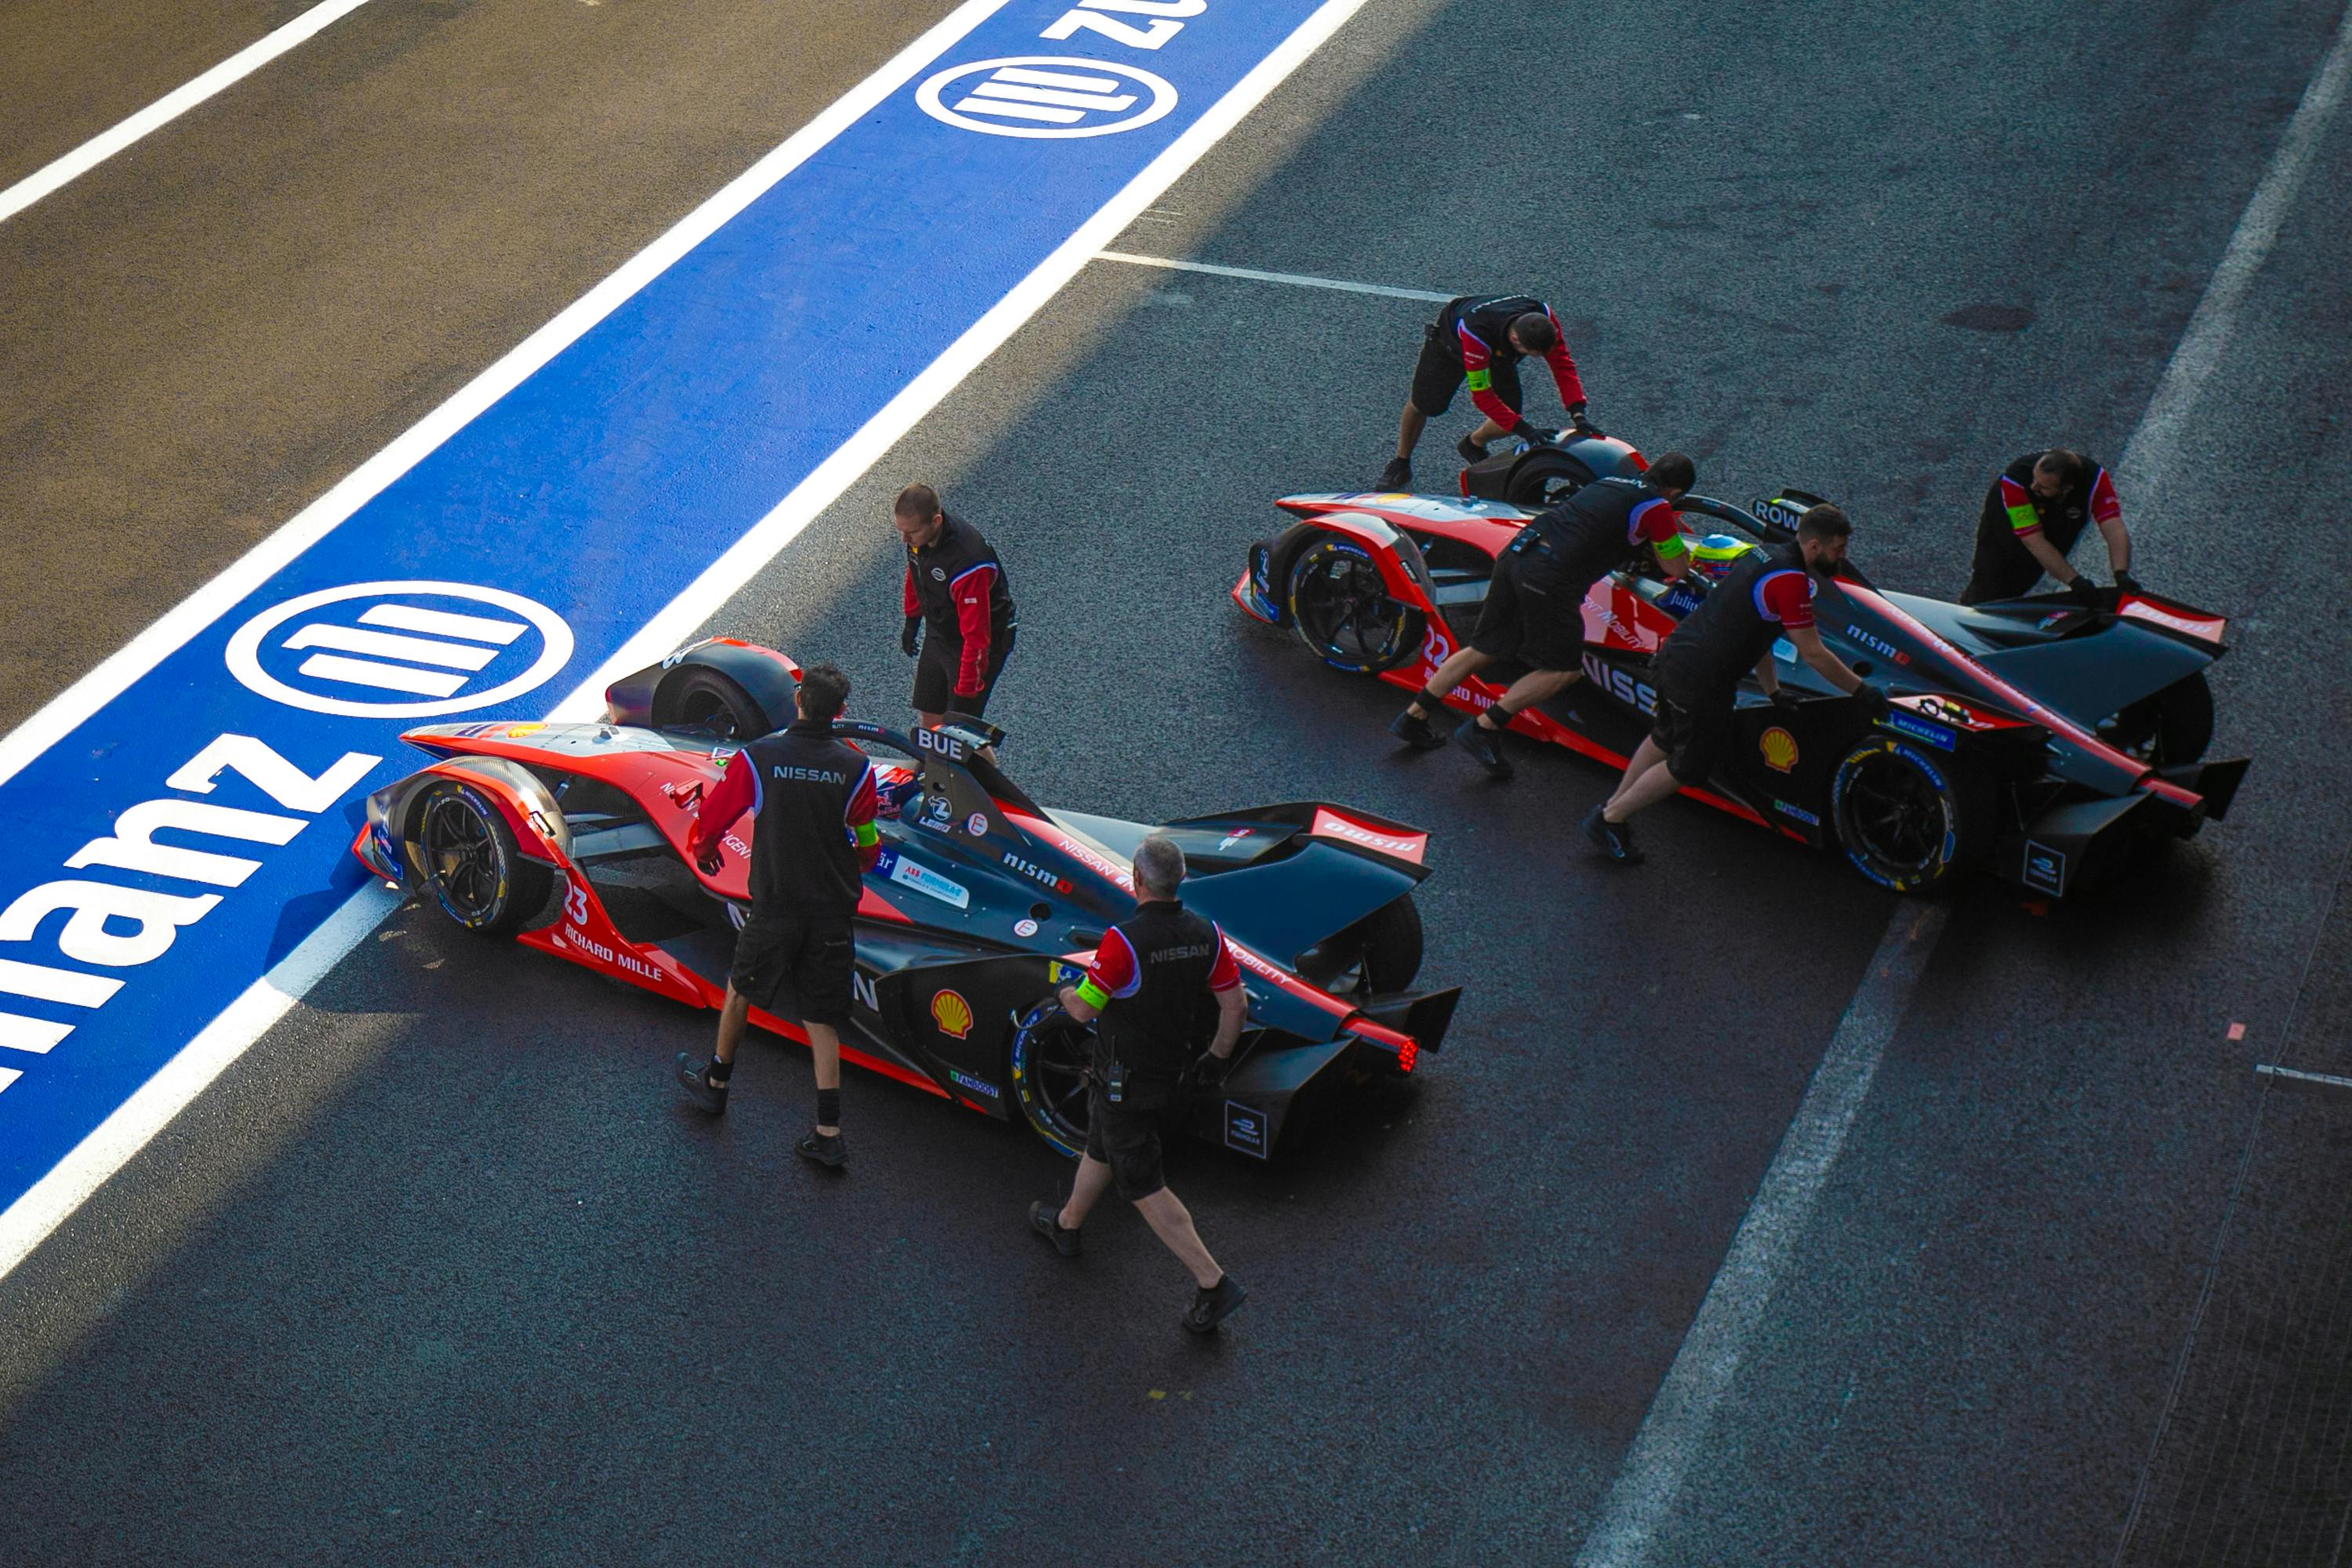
xmin=225 ymin=580 xmax=575 ymax=717
xmin=916 ymin=56 xmax=1178 ymax=139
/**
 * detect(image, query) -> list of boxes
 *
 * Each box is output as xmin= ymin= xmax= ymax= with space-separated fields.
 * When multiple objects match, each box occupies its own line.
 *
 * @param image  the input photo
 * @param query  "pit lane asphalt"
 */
xmin=3 ymin=0 xmax=2350 ymax=1563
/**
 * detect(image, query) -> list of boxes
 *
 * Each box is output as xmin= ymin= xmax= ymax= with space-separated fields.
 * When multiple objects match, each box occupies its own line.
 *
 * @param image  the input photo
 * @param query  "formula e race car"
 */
xmin=350 ymin=638 xmax=1457 ymax=1160
xmin=1232 ymin=434 xmax=2249 ymax=898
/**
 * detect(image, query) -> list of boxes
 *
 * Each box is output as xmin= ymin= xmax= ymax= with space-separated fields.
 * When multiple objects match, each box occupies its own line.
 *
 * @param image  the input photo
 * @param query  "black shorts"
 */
xmin=729 ymin=910 xmax=855 ymax=1028
xmin=1084 ymin=1085 xmax=1173 ymax=1200
xmin=1468 ymin=546 xmax=1584 ymax=670
xmin=913 ymin=623 xmax=1016 ymax=717
xmin=1410 ymin=319 xmax=1520 ymax=419
xmin=1650 ymin=677 xmax=1737 ymax=786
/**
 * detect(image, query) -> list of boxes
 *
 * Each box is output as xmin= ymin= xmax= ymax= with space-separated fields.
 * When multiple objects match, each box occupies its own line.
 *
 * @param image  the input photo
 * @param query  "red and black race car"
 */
xmin=1232 ymin=434 xmax=2249 ymax=897
xmin=350 ymin=638 xmax=1457 ymax=1160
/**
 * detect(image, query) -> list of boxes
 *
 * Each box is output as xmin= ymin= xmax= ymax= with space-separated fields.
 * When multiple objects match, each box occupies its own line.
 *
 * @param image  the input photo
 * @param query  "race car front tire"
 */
xmin=652 ymin=666 xmax=773 ymax=740
xmin=1830 ymin=736 xmax=1987 ymax=894
xmin=1009 ymin=996 xmax=1095 ymax=1158
xmin=1287 ymin=537 xmax=1426 ymax=675
xmin=415 ymin=780 xmax=551 ymax=938
xmin=1502 ymin=450 xmax=1596 ymax=510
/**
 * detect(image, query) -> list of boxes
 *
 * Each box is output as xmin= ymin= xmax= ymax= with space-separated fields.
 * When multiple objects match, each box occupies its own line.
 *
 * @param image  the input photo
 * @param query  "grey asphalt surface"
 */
xmin=3 ymin=0 xmax=2350 ymax=1563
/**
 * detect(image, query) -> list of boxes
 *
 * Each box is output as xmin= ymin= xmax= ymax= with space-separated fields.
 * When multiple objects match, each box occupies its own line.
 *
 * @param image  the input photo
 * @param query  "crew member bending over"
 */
xmin=1379 ymin=294 xmax=1592 ymax=490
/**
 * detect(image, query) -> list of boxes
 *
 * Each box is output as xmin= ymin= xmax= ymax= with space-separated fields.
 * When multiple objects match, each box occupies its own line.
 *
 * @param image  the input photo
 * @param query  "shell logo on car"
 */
xmin=931 ymin=989 xmax=975 ymax=1040
xmin=1760 ymin=728 xmax=1800 ymax=772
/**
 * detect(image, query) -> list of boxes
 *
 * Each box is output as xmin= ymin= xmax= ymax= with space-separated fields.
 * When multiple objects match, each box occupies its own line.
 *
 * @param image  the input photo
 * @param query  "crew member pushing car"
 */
xmin=1960 ymin=448 xmax=2136 ymax=605
xmin=673 ymin=662 xmax=880 ymax=1169
xmin=1378 ymin=294 xmax=1592 ymax=490
xmin=895 ymin=483 xmax=1018 ymax=730
xmin=1391 ymin=453 xmax=1698 ymax=779
xmin=1029 ymin=833 xmax=1251 ymax=1335
xmin=1585 ymin=506 xmax=1887 ymax=863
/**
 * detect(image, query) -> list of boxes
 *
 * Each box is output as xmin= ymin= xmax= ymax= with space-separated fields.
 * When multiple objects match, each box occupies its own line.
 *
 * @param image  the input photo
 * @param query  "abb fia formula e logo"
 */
xmin=917 ymin=56 xmax=1178 ymax=138
xmin=225 ymin=581 xmax=575 ymax=718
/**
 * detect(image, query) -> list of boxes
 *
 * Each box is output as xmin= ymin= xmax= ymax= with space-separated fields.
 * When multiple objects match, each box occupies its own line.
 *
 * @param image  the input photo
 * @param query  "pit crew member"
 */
xmin=895 ymin=483 xmax=1018 ymax=729
xmin=1585 ymin=505 xmax=1887 ymax=862
xmin=1391 ymin=452 xmax=1698 ymax=779
xmin=673 ymin=662 xmax=881 ymax=1168
xmin=1029 ymin=833 xmax=1250 ymax=1335
xmin=1378 ymin=294 xmax=1591 ymax=490
xmin=1959 ymin=448 xmax=2136 ymax=605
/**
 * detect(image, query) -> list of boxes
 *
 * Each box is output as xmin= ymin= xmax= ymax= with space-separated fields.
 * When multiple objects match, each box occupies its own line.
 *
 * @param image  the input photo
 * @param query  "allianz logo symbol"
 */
xmin=225 ymin=580 xmax=575 ymax=718
xmin=916 ymin=56 xmax=1178 ymax=139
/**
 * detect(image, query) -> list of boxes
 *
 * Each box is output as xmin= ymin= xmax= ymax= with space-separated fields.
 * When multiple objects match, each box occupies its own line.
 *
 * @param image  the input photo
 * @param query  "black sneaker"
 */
xmin=1456 ymin=434 xmax=1489 ymax=465
xmin=796 ymin=1130 xmax=848 ymax=1168
xmin=1029 ymin=1200 xmax=1082 ymax=1257
xmin=673 ymin=1052 xmax=728 ymax=1114
xmin=1376 ymin=457 xmax=1413 ymax=491
xmin=1181 ymin=1274 xmax=1250 ymax=1335
xmin=1581 ymin=805 xmax=1645 ymax=865
xmin=1388 ymin=710 xmax=1447 ymax=751
xmin=1454 ymin=717 xmax=1513 ymax=779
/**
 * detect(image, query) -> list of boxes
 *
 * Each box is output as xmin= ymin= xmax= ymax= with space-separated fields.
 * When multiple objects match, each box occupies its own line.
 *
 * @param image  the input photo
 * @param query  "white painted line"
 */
xmin=1094 ymin=250 xmax=1454 ymax=303
xmin=1577 ymin=16 xmax=2352 ymax=1554
xmin=2112 ymin=0 xmax=2352 ymax=538
xmin=1573 ymin=902 xmax=1950 ymax=1568
xmin=0 ymin=0 xmax=1374 ymax=1282
xmin=2254 ymin=1062 xmax=2352 ymax=1094
xmin=0 ymin=0 xmax=381 ymax=226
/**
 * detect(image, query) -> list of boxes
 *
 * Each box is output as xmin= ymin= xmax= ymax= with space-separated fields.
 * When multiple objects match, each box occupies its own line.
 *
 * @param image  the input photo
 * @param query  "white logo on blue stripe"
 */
xmin=916 ymin=56 xmax=1178 ymax=140
xmin=223 ymin=580 xmax=575 ymax=717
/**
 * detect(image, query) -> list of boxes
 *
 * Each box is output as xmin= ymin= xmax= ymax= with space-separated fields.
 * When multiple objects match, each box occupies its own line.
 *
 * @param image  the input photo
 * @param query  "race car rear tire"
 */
xmin=1503 ymin=450 xmax=1596 ymax=510
xmin=416 ymin=780 xmax=550 ymax=938
xmin=1009 ymin=996 xmax=1095 ymax=1158
xmin=1301 ymin=895 xmax=1425 ymax=996
xmin=1287 ymin=537 xmax=1426 ymax=675
xmin=652 ymin=667 xmax=773 ymax=740
xmin=1829 ymin=737 xmax=1987 ymax=894
xmin=2103 ymin=672 xmax=2213 ymax=766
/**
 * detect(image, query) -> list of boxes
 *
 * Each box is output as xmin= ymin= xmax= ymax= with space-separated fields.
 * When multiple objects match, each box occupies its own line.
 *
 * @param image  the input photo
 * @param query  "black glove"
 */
xmin=900 ymin=615 xmax=922 ymax=658
xmin=1853 ymin=684 xmax=1892 ymax=718
xmin=2065 ymin=575 xmax=2102 ymax=608
xmin=1511 ymin=419 xmax=1554 ymax=445
xmin=1567 ymin=402 xmax=1594 ymax=434
xmin=2113 ymin=569 xmax=2143 ymax=596
xmin=1181 ymin=1052 xmax=1231 ymax=1093
xmin=695 ymin=844 xmax=724 ymax=875
xmin=1770 ymin=688 xmax=1802 ymax=711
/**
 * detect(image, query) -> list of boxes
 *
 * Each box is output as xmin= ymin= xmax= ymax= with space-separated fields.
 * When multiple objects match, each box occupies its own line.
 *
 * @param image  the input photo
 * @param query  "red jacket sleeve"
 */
xmin=1084 ymin=927 xmax=1140 ymax=1000
xmin=1456 ymin=321 xmax=1520 ymax=427
xmin=844 ymin=760 xmax=881 ymax=872
xmin=1541 ymin=307 xmax=1585 ymax=408
xmin=689 ymin=751 xmax=757 ymax=861
xmin=1207 ymin=925 xmax=1242 ymax=993
xmin=1761 ymin=572 xmax=1817 ymax=631
xmin=2089 ymin=468 xmax=2121 ymax=525
xmin=902 ymin=563 xmax=920 ymax=618
xmin=949 ymin=564 xmax=996 ymax=696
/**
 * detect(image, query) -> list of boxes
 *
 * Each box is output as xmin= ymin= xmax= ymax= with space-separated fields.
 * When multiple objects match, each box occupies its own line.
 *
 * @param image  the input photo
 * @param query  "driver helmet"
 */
xmin=1689 ymin=534 xmax=1758 ymax=585
xmin=872 ymin=764 xmax=921 ymax=820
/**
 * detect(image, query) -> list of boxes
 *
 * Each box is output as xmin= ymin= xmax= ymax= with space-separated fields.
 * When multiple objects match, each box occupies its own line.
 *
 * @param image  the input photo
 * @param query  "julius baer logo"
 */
xmin=916 ymin=1 xmax=1218 ymax=140
xmin=0 ymin=583 xmax=572 ymax=1093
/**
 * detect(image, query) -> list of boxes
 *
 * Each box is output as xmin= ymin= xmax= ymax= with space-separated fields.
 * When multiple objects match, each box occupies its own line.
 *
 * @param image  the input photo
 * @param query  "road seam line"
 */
xmin=0 ymin=0 xmax=382 ymax=225
xmin=1093 ymin=249 xmax=1453 ymax=302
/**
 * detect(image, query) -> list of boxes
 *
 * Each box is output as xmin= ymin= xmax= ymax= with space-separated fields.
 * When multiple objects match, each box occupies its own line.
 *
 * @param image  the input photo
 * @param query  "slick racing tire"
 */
xmin=1502 ymin=450 xmax=1596 ymax=510
xmin=652 ymin=667 xmax=771 ymax=740
xmin=1299 ymin=895 xmax=1425 ymax=997
xmin=1830 ymin=737 xmax=1987 ymax=894
xmin=2103 ymin=672 xmax=2213 ymax=767
xmin=416 ymin=780 xmax=551 ymax=937
xmin=1009 ymin=996 xmax=1096 ymax=1158
xmin=1287 ymin=536 xmax=1426 ymax=675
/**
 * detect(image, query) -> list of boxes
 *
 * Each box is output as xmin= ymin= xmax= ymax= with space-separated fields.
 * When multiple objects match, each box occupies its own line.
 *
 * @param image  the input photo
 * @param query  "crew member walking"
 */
xmin=1029 ymin=833 xmax=1251 ymax=1334
xmin=1960 ymin=448 xmax=2136 ymax=604
xmin=895 ymin=483 xmax=1017 ymax=729
xmin=1390 ymin=453 xmax=1697 ymax=779
xmin=1584 ymin=506 xmax=1887 ymax=863
xmin=673 ymin=662 xmax=880 ymax=1168
xmin=1379 ymin=294 xmax=1592 ymax=490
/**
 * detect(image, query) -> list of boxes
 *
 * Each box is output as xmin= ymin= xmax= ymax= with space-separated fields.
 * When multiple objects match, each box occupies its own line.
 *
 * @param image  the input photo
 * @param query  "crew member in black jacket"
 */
xmin=1028 ymin=833 xmax=1251 ymax=1334
xmin=673 ymin=662 xmax=880 ymax=1167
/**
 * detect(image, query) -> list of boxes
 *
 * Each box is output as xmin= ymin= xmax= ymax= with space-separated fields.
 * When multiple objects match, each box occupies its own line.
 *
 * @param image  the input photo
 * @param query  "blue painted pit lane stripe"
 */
xmin=0 ymin=0 xmax=1370 ymax=1274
